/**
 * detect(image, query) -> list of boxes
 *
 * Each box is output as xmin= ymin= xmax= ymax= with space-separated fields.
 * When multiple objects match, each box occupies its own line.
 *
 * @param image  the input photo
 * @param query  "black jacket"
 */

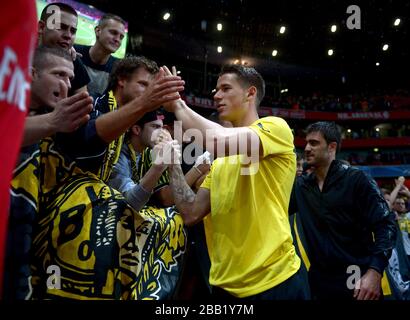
xmin=290 ymin=160 xmax=396 ymax=275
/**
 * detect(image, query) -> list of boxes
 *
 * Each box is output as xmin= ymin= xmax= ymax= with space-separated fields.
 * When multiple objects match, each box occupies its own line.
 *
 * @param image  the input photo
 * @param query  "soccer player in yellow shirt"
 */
xmin=164 ymin=64 xmax=309 ymax=299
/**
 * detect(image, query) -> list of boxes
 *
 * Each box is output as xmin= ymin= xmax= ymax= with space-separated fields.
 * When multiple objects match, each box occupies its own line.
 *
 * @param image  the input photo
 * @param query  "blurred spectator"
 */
xmin=393 ymin=197 xmax=410 ymax=261
xmin=263 ymin=89 xmax=410 ymax=112
xmin=0 ymin=0 xmax=37 ymax=296
xmin=296 ymin=153 xmax=304 ymax=177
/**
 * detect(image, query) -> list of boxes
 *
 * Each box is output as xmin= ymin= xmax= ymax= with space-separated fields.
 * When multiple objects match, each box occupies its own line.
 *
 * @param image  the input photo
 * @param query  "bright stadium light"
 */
xmin=331 ymin=25 xmax=337 ymax=32
xmin=382 ymin=44 xmax=389 ymax=51
xmin=328 ymin=49 xmax=334 ymax=56
xmin=217 ymin=23 xmax=223 ymax=31
xmin=163 ymin=12 xmax=171 ymax=21
xmin=279 ymin=26 xmax=286 ymax=34
xmin=272 ymin=49 xmax=278 ymax=57
xmin=376 ymin=62 xmax=380 ymax=66
xmin=394 ymin=18 xmax=401 ymax=26
xmin=217 ymin=46 xmax=223 ymax=53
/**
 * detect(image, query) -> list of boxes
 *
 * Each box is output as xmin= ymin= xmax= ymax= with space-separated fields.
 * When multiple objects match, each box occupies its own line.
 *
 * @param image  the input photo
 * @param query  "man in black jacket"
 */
xmin=290 ymin=121 xmax=396 ymax=300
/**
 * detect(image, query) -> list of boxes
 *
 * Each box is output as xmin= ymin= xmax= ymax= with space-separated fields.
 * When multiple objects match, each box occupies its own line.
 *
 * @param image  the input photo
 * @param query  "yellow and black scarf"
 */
xmin=7 ymin=103 xmax=186 ymax=300
xmin=97 ymin=90 xmax=124 ymax=183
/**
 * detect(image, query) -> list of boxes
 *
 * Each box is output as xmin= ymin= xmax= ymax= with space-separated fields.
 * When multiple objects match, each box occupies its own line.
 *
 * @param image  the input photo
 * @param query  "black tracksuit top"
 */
xmin=290 ymin=160 xmax=397 ymax=275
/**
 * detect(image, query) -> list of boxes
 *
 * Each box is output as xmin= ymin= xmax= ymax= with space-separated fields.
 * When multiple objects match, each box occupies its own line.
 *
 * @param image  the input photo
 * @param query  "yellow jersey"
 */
xmin=201 ymin=116 xmax=300 ymax=297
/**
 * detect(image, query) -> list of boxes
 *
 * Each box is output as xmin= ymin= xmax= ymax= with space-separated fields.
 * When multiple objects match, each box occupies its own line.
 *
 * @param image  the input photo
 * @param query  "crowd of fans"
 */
xmin=292 ymin=124 xmax=410 ymax=140
xmin=346 ymin=151 xmax=410 ymax=166
xmin=264 ymin=89 xmax=410 ymax=112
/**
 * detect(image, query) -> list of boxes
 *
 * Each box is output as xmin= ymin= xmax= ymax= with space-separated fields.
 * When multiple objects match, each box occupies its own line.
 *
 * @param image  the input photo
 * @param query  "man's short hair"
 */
xmin=32 ymin=46 xmax=73 ymax=71
xmin=40 ymin=2 xmax=78 ymax=22
xmin=108 ymin=56 xmax=159 ymax=91
xmin=97 ymin=13 xmax=126 ymax=28
xmin=306 ymin=121 xmax=342 ymax=153
xmin=219 ymin=64 xmax=265 ymax=107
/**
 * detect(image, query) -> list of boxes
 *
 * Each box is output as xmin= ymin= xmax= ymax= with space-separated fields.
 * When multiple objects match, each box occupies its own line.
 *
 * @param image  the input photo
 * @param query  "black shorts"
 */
xmin=211 ymin=267 xmax=311 ymax=300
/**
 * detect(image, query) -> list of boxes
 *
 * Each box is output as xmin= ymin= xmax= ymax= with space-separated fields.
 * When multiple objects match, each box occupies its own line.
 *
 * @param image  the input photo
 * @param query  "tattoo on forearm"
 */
xmin=170 ymin=165 xmax=196 ymax=206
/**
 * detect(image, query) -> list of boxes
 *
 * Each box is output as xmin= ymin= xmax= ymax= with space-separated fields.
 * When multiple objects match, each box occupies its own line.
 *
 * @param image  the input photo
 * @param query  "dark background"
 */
xmin=83 ymin=0 xmax=410 ymax=99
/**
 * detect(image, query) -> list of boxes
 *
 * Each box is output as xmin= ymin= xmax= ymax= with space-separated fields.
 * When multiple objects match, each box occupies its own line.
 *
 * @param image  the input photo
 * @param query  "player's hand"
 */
xmin=162 ymin=65 xmax=185 ymax=113
xmin=353 ymin=269 xmax=382 ymax=300
xmin=138 ymin=68 xmax=184 ymax=112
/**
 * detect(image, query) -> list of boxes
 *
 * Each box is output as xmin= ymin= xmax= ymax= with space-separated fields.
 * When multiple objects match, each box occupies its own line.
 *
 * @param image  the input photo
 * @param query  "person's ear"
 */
xmin=117 ymin=77 xmax=126 ymax=89
xmin=31 ymin=67 xmax=38 ymax=80
xmin=246 ymin=86 xmax=257 ymax=102
xmin=38 ymin=20 xmax=46 ymax=38
xmin=95 ymin=26 xmax=101 ymax=38
xmin=131 ymin=125 xmax=141 ymax=136
xmin=328 ymin=141 xmax=337 ymax=154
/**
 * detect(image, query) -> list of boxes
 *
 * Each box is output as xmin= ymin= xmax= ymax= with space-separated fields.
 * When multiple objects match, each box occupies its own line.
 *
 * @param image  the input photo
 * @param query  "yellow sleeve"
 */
xmin=249 ymin=116 xmax=294 ymax=158
xmin=200 ymin=163 xmax=214 ymax=190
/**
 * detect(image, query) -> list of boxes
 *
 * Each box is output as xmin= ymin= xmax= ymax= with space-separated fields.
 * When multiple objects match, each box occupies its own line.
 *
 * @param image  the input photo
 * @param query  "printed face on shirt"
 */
xmin=304 ymin=131 xmax=336 ymax=168
xmin=96 ymin=19 xmax=125 ymax=54
xmin=31 ymin=55 xmax=74 ymax=109
xmin=120 ymin=67 xmax=153 ymax=105
xmin=39 ymin=11 xmax=78 ymax=51
xmin=213 ymin=73 xmax=249 ymax=123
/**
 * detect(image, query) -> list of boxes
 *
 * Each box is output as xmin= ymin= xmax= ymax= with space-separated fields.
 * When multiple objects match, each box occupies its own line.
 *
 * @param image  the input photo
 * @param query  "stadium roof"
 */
xmin=83 ymin=0 xmax=410 ymax=94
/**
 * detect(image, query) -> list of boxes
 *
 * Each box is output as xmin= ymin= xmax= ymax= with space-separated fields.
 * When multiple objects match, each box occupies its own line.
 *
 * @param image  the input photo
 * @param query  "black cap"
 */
xmin=135 ymin=111 xmax=164 ymax=126
xmin=162 ymin=110 xmax=177 ymax=126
